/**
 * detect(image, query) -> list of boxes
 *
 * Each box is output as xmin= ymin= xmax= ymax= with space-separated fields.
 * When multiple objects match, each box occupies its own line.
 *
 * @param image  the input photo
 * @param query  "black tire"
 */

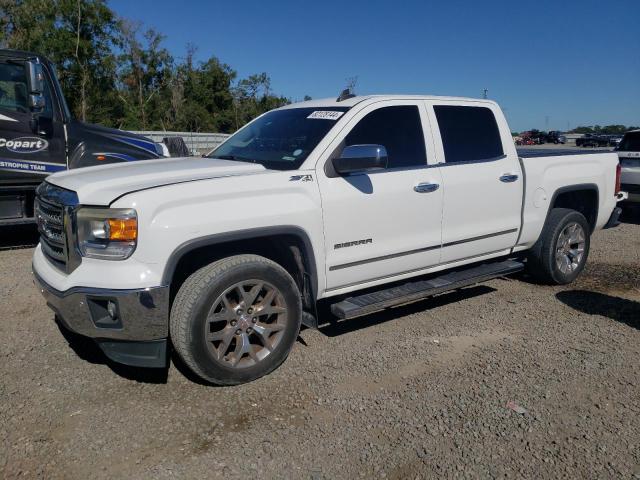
xmin=526 ymin=208 xmax=591 ymax=285
xmin=170 ymin=254 xmax=302 ymax=385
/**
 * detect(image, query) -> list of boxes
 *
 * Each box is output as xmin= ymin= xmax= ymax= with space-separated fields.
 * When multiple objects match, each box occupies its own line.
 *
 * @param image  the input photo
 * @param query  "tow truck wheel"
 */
xmin=170 ymin=254 xmax=302 ymax=385
xmin=526 ymin=208 xmax=590 ymax=285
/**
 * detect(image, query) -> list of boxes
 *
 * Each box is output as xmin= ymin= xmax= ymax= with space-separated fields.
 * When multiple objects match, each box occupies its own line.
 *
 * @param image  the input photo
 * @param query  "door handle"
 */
xmin=414 ymin=182 xmax=440 ymax=193
xmin=499 ymin=174 xmax=519 ymax=183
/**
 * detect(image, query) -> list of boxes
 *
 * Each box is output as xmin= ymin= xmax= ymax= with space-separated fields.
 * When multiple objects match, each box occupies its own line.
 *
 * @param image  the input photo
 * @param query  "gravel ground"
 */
xmin=1 ymin=211 xmax=639 ymax=479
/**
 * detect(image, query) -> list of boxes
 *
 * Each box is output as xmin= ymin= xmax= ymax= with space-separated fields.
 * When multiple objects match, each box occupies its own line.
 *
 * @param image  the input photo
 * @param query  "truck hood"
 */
xmin=47 ymin=156 xmax=266 ymax=205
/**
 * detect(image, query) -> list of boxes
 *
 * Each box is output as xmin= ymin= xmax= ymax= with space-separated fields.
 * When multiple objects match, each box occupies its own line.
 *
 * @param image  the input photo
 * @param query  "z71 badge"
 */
xmin=289 ymin=174 xmax=313 ymax=182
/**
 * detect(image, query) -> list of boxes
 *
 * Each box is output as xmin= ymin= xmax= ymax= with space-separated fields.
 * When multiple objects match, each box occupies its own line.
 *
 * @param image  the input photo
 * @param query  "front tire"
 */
xmin=526 ymin=208 xmax=590 ymax=285
xmin=170 ymin=254 xmax=302 ymax=385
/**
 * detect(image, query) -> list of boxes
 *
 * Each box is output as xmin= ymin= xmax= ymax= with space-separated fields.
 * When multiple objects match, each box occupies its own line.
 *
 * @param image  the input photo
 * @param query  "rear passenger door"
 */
xmin=426 ymin=101 xmax=522 ymax=264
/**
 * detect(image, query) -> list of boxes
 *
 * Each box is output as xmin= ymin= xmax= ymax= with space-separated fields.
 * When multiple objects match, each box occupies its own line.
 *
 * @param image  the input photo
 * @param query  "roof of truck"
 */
xmin=279 ymin=95 xmax=497 ymax=109
xmin=0 ymin=49 xmax=40 ymax=59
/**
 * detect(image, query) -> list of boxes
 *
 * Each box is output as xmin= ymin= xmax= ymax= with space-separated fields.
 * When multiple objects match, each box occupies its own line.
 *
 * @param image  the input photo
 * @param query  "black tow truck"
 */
xmin=0 ymin=49 xmax=164 ymax=226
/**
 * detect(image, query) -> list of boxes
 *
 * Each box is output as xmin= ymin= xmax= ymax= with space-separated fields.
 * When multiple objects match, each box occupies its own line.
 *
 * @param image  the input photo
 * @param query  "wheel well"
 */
xmin=168 ymin=233 xmax=315 ymax=311
xmin=551 ymin=187 xmax=598 ymax=232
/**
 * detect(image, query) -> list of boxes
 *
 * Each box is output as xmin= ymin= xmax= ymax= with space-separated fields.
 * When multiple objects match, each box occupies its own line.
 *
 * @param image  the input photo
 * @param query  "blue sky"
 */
xmin=110 ymin=0 xmax=639 ymax=132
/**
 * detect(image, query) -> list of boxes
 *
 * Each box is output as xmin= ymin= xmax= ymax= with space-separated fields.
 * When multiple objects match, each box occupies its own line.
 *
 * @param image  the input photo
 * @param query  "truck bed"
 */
xmin=517 ymin=148 xmax=612 ymax=158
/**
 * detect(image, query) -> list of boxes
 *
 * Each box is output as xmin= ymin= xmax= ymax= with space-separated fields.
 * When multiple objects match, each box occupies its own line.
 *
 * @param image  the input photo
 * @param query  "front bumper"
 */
xmin=34 ymin=271 xmax=169 ymax=367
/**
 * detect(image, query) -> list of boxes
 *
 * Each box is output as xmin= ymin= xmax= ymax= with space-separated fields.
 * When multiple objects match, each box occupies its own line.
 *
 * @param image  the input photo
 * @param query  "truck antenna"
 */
xmin=337 ymin=76 xmax=358 ymax=102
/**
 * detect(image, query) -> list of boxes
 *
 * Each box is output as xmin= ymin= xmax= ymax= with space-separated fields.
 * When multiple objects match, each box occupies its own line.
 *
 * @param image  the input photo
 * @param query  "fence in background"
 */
xmin=130 ymin=131 xmax=231 ymax=154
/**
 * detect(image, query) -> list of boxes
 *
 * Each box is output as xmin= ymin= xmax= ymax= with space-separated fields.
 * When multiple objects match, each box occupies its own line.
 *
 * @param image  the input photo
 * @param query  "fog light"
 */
xmin=107 ymin=300 xmax=118 ymax=320
xmin=87 ymin=298 xmax=122 ymax=329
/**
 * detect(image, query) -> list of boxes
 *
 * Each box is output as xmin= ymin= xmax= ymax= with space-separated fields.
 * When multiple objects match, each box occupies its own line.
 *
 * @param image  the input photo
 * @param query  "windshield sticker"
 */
xmin=307 ymin=111 xmax=345 ymax=121
xmin=293 ymin=149 xmax=303 ymax=156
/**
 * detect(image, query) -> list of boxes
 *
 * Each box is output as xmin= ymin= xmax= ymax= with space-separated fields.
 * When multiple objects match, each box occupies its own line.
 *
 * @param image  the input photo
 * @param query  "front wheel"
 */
xmin=526 ymin=208 xmax=590 ymax=285
xmin=170 ymin=254 xmax=302 ymax=385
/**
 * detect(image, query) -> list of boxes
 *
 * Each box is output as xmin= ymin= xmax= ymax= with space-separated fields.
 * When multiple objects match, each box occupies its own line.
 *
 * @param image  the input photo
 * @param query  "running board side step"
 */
xmin=330 ymin=259 xmax=524 ymax=320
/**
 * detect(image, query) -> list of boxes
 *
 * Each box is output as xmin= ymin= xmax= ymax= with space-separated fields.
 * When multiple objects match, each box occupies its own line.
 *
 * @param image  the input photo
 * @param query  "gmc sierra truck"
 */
xmin=0 ymin=49 xmax=164 ymax=226
xmin=32 ymin=95 xmax=624 ymax=385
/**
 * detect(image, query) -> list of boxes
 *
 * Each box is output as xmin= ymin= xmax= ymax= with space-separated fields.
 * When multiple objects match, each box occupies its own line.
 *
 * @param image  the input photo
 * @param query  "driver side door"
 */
xmin=317 ymin=100 xmax=444 ymax=294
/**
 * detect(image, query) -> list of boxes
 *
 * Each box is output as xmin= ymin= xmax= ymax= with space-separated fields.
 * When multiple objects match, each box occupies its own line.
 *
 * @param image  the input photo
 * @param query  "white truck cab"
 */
xmin=33 ymin=94 xmax=624 ymax=385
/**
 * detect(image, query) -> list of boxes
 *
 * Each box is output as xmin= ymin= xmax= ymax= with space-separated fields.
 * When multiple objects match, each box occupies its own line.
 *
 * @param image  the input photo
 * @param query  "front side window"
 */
xmin=208 ymin=107 xmax=349 ymax=170
xmin=0 ymin=62 xmax=28 ymax=113
xmin=434 ymin=105 xmax=504 ymax=163
xmin=344 ymin=105 xmax=427 ymax=168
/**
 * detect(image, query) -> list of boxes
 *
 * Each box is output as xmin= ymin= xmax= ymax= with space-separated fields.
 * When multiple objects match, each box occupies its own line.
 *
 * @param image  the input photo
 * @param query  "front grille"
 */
xmin=35 ymin=182 xmax=80 ymax=272
xmin=35 ymin=196 xmax=67 ymax=268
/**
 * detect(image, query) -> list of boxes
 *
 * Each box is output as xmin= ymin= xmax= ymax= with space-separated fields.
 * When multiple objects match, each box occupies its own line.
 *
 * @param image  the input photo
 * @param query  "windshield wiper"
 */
xmin=209 ymin=154 xmax=256 ymax=163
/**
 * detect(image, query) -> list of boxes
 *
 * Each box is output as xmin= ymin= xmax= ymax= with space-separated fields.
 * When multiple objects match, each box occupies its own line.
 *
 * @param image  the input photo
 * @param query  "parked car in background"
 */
xmin=545 ymin=131 xmax=565 ymax=144
xmin=32 ymin=94 xmax=624 ymax=385
xmin=617 ymin=129 xmax=640 ymax=203
xmin=608 ymin=135 xmax=623 ymax=148
xmin=0 ymin=49 xmax=166 ymax=227
xmin=576 ymin=134 xmax=609 ymax=148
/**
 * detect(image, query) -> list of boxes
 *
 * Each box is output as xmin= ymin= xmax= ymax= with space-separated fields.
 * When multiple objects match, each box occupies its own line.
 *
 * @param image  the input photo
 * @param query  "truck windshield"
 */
xmin=207 ymin=107 xmax=349 ymax=170
xmin=618 ymin=132 xmax=640 ymax=152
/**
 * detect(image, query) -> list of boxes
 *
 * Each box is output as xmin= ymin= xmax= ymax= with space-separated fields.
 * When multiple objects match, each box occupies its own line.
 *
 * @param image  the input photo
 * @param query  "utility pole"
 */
xmin=482 ymin=88 xmax=488 ymax=99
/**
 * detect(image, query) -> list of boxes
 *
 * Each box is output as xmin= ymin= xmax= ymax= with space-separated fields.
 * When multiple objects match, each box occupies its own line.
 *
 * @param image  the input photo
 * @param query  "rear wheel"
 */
xmin=170 ymin=254 xmax=302 ymax=385
xmin=526 ymin=208 xmax=590 ymax=285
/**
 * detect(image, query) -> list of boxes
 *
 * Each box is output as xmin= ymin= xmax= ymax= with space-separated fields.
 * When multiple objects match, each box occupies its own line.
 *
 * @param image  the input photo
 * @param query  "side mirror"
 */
xmin=25 ymin=61 xmax=45 ymax=112
xmin=332 ymin=144 xmax=388 ymax=175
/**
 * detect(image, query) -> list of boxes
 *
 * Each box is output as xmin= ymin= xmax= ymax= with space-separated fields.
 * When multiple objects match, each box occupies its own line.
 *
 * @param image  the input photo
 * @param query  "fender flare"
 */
xmin=161 ymin=225 xmax=319 ymax=299
xmin=529 ymin=183 xmax=600 ymax=258
xmin=545 ymin=183 xmax=599 ymax=233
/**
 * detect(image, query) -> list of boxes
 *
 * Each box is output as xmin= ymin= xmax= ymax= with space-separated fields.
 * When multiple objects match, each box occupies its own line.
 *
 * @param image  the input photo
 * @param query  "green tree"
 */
xmin=232 ymin=72 xmax=289 ymax=130
xmin=116 ymin=21 xmax=172 ymax=130
xmin=0 ymin=0 xmax=120 ymax=124
xmin=0 ymin=1 xmax=292 ymax=133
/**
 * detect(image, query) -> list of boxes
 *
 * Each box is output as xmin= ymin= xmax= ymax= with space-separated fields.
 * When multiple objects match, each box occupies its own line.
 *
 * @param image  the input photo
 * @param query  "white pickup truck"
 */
xmin=33 ymin=94 xmax=624 ymax=385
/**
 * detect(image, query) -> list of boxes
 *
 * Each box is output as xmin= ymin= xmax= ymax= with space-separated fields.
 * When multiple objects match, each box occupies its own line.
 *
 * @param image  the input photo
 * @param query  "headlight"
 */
xmin=76 ymin=208 xmax=137 ymax=260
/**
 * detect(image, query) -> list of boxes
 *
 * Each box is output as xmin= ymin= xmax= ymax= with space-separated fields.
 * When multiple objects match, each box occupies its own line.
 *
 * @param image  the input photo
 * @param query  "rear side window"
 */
xmin=434 ymin=105 xmax=504 ymax=163
xmin=345 ymin=105 xmax=427 ymax=168
xmin=0 ymin=63 xmax=28 ymax=113
xmin=618 ymin=132 xmax=640 ymax=152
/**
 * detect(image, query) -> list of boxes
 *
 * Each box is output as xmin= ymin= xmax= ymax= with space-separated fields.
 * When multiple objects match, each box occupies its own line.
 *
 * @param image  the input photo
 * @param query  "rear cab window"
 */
xmin=434 ymin=105 xmax=504 ymax=164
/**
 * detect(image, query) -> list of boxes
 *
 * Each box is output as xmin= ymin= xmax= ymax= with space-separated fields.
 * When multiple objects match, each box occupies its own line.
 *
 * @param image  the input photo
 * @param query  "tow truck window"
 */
xmin=0 ymin=63 xmax=29 ymax=114
xmin=434 ymin=105 xmax=504 ymax=163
